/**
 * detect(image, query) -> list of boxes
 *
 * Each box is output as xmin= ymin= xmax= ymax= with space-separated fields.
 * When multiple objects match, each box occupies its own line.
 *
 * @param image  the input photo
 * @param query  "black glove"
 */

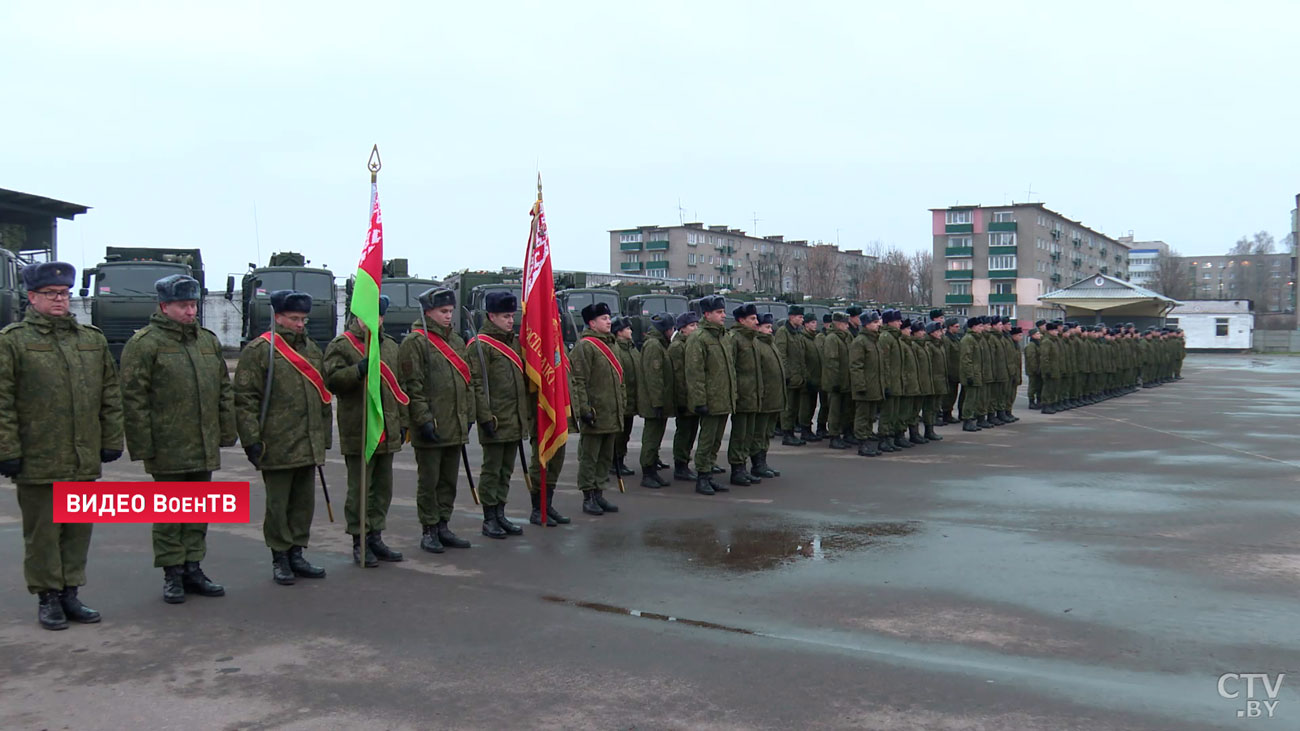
xmin=244 ymin=443 xmax=263 ymax=468
xmin=694 ymin=405 xmax=709 ymax=416
xmin=356 ymin=359 xmax=369 ymax=379
xmin=580 ymin=409 xmax=596 ymax=427
xmin=100 ymin=449 xmax=122 ymax=463
xmin=653 ymin=407 xmax=664 ymax=419
xmin=419 ymin=422 xmax=439 ymax=443
xmin=0 ymin=458 xmax=21 ymax=478
xmin=884 ymin=388 xmax=893 ymax=398
xmin=966 ymin=378 xmax=975 ymax=387
xmin=482 ymin=417 xmax=497 ymax=439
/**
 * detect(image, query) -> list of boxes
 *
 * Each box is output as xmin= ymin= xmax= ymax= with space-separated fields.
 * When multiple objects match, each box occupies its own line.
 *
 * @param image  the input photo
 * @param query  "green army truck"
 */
xmin=0 ymin=248 xmax=23 ymax=328
xmin=343 ymin=258 xmax=438 ymax=341
xmin=441 ymin=268 xmax=523 ymax=342
xmin=556 ymin=287 xmax=621 ymax=348
xmin=227 ymin=251 xmax=336 ymax=351
xmin=79 ymin=247 xmax=204 ymax=361
xmin=623 ymin=292 xmax=689 ymax=346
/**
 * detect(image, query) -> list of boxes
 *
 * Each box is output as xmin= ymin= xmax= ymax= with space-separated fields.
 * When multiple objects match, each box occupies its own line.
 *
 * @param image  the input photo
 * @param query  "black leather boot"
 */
xmin=594 ymin=490 xmax=619 ymax=513
xmin=908 ymin=424 xmax=927 ymax=444
xmin=754 ymin=451 xmax=779 ymax=478
xmin=924 ymin=423 xmax=942 ymax=441
xmin=963 ymin=419 xmax=980 ymax=432
xmin=894 ymin=433 xmax=912 ymax=449
xmin=38 ymin=590 xmax=67 ymax=631
xmin=368 ymin=531 xmax=403 ymax=561
xmin=729 ymin=463 xmax=753 ymax=486
xmin=942 ymin=411 xmax=957 ymax=425
xmin=182 ymin=561 xmax=224 ymax=597
xmin=546 ymin=487 xmax=570 ymax=524
xmin=59 ymin=587 xmax=100 ymax=623
xmin=800 ymin=426 xmax=822 ymax=442
xmin=1043 ymin=403 xmax=1058 ymax=414
xmin=781 ymin=430 xmax=805 ymax=446
xmin=976 ymin=415 xmax=994 ymax=428
xmin=654 ymin=458 xmax=670 ymax=470
xmin=673 ymin=461 xmax=698 ymax=481
xmin=857 ymin=439 xmax=879 ymax=457
xmin=496 ymin=504 xmax=524 ymax=535
xmin=612 ymin=459 xmax=634 ymax=477
xmin=878 ymin=435 xmax=897 ymax=452
xmin=271 ymin=550 xmax=295 ymax=585
xmin=437 ymin=520 xmax=471 ymax=548
xmin=482 ymin=504 xmax=508 ymax=537
xmin=695 ymin=475 xmax=716 ymax=495
xmin=829 ymin=435 xmax=849 ymax=450
xmin=421 ymin=524 xmax=446 ymax=553
xmin=710 ymin=465 xmax=726 ymax=475
xmin=1002 ymin=410 xmax=1018 ymax=423
xmin=640 ymin=466 xmax=668 ymax=488
xmin=163 ymin=565 xmax=187 ymax=604
xmin=288 ymin=547 xmax=326 ymax=578
xmin=353 ymin=535 xmax=378 ymax=567
xmin=530 ymin=491 xmax=554 ymax=526
xmin=815 ymin=426 xmax=829 ymax=439
xmin=582 ymin=490 xmax=604 ymax=515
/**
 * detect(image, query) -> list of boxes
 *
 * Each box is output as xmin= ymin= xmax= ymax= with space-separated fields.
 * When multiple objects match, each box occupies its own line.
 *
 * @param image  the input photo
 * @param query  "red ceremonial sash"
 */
xmin=469 ymin=334 xmax=524 ymax=373
xmin=343 ymin=331 xmax=410 ymax=405
xmin=258 ymin=332 xmax=331 ymax=404
xmin=417 ymin=328 xmax=471 ymax=385
xmin=582 ymin=336 xmax=624 ymax=383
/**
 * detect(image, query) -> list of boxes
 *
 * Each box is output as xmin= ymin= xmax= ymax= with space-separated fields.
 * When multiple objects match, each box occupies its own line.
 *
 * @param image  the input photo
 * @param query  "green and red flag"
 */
xmin=521 ymin=177 xmax=570 ymax=517
xmin=351 ymin=178 xmax=385 ymax=462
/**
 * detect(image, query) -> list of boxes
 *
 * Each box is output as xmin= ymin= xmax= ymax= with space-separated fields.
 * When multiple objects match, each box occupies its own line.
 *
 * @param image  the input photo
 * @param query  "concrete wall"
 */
xmin=1253 ymin=330 xmax=1300 ymax=353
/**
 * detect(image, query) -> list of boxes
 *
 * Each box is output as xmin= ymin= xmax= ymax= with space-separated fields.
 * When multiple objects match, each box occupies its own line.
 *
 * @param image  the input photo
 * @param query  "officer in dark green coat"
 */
xmin=0 ymin=262 xmax=123 ymax=630
xmin=896 ymin=319 xmax=922 ymax=447
xmin=848 ymin=310 xmax=884 ymax=457
xmin=685 ymin=295 xmax=735 ymax=495
xmin=941 ymin=317 xmax=962 ymax=424
xmin=923 ymin=322 xmax=948 ymax=442
xmin=754 ymin=313 xmax=785 ymax=478
xmin=121 ymin=274 xmax=235 ymax=604
xmin=468 ymin=291 xmax=530 ymax=538
xmin=877 ymin=310 xmax=904 ymax=451
xmin=400 ymin=287 xmax=476 ymax=552
xmin=1006 ymin=326 xmax=1024 ymax=421
xmin=725 ymin=303 xmax=763 ymax=485
xmin=1025 ymin=322 xmax=1043 ymax=409
xmin=611 ymin=316 xmax=639 ymax=478
xmin=774 ymin=305 xmax=807 ymax=446
xmin=799 ymin=315 xmax=823 ymax=442
xmin=959 ymin=316 xmax=986 ymax=431
xmin=637 ymin=313 xmax=675 ymax=488
xmin=572 ymin=302 xmax=625 ymax=515
xmin=822 ymin=312 xmax=854 ymax=450
xmin=324 ymin=295 xmax=408 ymax=568
xmin=668 ymin=311 xmax=700 ymax=482
xmin=235 ymin=290 xmax=332 ymax=585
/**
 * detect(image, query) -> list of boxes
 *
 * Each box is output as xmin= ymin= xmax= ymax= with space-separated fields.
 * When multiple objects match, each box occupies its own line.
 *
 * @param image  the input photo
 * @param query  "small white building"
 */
xmin=1166 ymin=300 xmax=1253 ymax=351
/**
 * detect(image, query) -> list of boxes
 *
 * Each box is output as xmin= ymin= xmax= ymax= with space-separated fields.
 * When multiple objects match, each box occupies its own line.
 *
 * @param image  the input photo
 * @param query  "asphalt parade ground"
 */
xmin=2 ymin=353 xmax=1298 ymax=730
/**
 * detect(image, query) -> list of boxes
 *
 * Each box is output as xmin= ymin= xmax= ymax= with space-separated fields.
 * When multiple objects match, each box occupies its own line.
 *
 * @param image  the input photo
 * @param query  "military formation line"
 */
xmin=0 ymin=262 xmax=1186 ymax=630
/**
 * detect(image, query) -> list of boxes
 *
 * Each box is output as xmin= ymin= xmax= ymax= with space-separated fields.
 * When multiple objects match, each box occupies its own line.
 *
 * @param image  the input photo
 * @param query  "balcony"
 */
xmin=988 ymin=221 xmax=1018 ymax=232
xmin=1050 ymin=229 xmax=1062 ymax=240
xmin=944 ymin=270 xmax=974 ymax=280
xmin=621 ymin=261 xmax=644 ymax=271
xmin=716 ymin=244 xmax=735 ymax=255
xmin=1071 ymin=257 xmax=1082 ymax=267
xmin=945 ymin=223 xmax=974 ymax=234
xmin=988 ymin=269 xmax=1018 ymax=279
xmin=716 ymin=264 xmax=735 ymax=274
xmin=1100 ymin=266 xmax=1109 ymax=275
xmin=645 ymin=239 xmax=670 ymax=251
xmin=945 ymin=294 xmax=973 ymax=305
xmin=619 ymin=241 xmax=642 ymax=251
xmin=988 ymin=245 xmax=1018 ymax=256
xmin=645 ymin=260 xmax=669 ymax=270
xmin=988 ymin=293 xmax=1017 ymax=304
xmin=1099 ymin=247 xmax=1108 ymax=257
xmin=945 ymin=246 xmax=974 ymax=257
xmin=1072 ymin=239 xmax=1082 ymax=248
xmin=1115 ymin=255 xmax=1123 ymax=264
xmin=1050 ymin=252 xmax=1061 ymax=261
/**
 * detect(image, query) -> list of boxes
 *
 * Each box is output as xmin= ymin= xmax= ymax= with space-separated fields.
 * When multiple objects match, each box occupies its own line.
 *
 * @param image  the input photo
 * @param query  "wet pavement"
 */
xmin=2 ymin=353 xmax=1298 ymax=729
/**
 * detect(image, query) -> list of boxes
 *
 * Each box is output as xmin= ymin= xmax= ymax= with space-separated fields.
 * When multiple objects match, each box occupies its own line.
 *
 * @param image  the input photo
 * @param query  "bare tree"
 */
xmin=745 ymin=243 xmax=802 ymax=294
xmin=804 ymin=244 xmax=843 ymax=299
xmin=1151 ymin=248 xmax=1191 ymax=300
xmin=909 ymin=250 xmax=933 ymax=304
xmin=1230 ymin=231 xmax=1276 ymax=255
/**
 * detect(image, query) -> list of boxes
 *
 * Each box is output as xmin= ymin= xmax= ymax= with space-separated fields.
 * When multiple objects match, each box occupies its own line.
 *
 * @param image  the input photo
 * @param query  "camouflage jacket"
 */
xmin=233 ymin=325 xmax=332 ymax=470
xmin=468 ymin=319 xmax=531 ymax=445
xmin=667 ymin=330 xmax=691 ymax=416
xmin=755 ymin=331 xmax=786 ymax=413
xmin=802 ymin=328 xmax=822 ymax=391
xmin=926 ymin=337 xmax=948 ymax=395
xmin=942 ymin=331 xmax=962 ymax=383
xmin=899 ymin=335 xmax=921 ymax=396
xmin=120 ymin=313 xmax=236 ymax=475
xmin=323 ymin=321 xmax=408 ymax=457
xmin=400 ymin=321 xmax=473 ymax=448
xmin=0 ymin=310 xmax=124 ymax=483
xmin=848 ymin=329 xmax=884 ymax=402
xmin=637 ymin=328 xmax=674 ymax=417
xmin=878 ymin=325 xmax=903 ymax=397
xmin=821 ymin=328 xmax=852 ymax=393
xmin=615 ymin=338 xmax=640 ymax=414
xmin=570 ymin=330 xmax=626 ymax=434
xmin=959 ymin=331 xmax=983 ymax=384
xmin=685 ymin=319 xmax=736 ymax=415
xmin=728 ymin=325 xmax=762 ymax=413
xmin=774 ymin=321 xmax=806 ymax=387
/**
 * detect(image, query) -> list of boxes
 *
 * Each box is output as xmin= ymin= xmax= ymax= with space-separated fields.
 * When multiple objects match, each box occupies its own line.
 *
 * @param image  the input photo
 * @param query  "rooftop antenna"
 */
xmin=677 ymin=197 xmax=686 ymax=225
xmin=752 ymin=211 xmax=761 ymax=236
xmin=1025 ymin=184 xmax=1036 ymax=202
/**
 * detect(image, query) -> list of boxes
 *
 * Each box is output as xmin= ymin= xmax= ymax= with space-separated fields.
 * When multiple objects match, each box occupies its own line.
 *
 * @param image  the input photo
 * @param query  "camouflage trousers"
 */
xmin=640 ymin=417 xmax=668 ymax=470
xmin=959 ymin=385 xmax=984 ymax=420
xmin=262 ymin=466 xmax=316 ymax=552
xmin=478 ymin=442 xmax=517 ymax=507
xmin=673 ymin=413 xmax=699 ymax=465
xmin=152 ymin=470 xmax=213 ymax=568
xmin=577 ymin=431 xmax=616 ymax=493
xmin=529 ymin=438 xmax=567 ymax=492
xmin=694 ymin=414 xmax=729 ymax=473
xmin=780 ymin=387 xmax=804 ymax=431
xmin=17 ymin=483 xmax=94 ymax=594
xmin=415 ymin=446 xmax=459 ymax=526
xmin=853 ymin=399 xmax=882 ymax=441
xmin=727 ymin=411 xmax=761 ymax=465
xmin=344 ymin=453 xmax=394 ymax=536
xmin=827 ymin=393 xmax=855 ymax=436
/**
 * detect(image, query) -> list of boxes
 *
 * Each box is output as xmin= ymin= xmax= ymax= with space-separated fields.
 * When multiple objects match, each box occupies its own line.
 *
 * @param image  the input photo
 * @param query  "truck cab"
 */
xmin=0 ymin=248 xmax=23 ymax=328
xmin=557 ymin=287 xmax=621 ymax=347
xmin=79 ymin=247 xmax=204 ymax=361
xmin=228 ymin=252 xmax=336 ymax=352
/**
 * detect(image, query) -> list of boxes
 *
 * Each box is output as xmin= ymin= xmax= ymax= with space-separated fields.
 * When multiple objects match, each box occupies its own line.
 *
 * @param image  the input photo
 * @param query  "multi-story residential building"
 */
xmin=930 ymin=203 xmax=1130 ymax=323
xmin=1180 ymin=253 xmax=1294 ymax=313
xmin=1119 ymin=237 xmax=1170 ymax=289
xmin=608 ymin=223 xmax=875 ymax=298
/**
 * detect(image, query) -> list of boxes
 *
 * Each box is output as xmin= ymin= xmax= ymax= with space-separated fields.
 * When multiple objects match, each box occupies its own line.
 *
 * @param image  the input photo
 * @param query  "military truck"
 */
xmin=227 ymin=252 xmax=336 ymax=351
xmin=343 ymin=258 xmax=439 ymax=341
xmin=0 ymin=247 xmax=23 ymax=328
xmin=623 ymin=292 xmax=689 ymax=345
xmin=78 ymin=247 xmax=204 ymax=361
xmin=441 ymin=268 xmax=523 ymax=342
xmin=556 ymin=287 xmax=621 ymax=347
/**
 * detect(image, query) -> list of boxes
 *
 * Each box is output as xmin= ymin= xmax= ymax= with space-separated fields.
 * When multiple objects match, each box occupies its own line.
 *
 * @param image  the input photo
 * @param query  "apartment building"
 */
xmin=1180 ymin=253 xmax=1294 ymax=313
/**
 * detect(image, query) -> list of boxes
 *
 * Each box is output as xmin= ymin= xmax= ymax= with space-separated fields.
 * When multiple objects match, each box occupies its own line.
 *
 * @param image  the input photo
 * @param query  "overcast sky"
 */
xmin=3 ymin=1 xmax=1297 ymax=286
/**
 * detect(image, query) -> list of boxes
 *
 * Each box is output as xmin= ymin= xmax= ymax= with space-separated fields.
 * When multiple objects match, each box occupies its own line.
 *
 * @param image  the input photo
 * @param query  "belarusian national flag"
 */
xmin=351 ymin=180 xmax=385 ymax=462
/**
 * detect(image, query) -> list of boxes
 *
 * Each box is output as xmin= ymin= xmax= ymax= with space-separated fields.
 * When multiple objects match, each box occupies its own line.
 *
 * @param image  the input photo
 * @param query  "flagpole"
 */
xmin=534 ymin=174 xmax=548 ymax=524
xmin=360 ymin=145 xmax=381 ymax=566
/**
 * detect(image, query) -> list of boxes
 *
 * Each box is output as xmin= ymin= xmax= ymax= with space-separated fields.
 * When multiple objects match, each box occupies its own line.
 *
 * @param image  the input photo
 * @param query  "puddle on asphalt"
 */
xmin=636 ymin=518 xmax=920 ymax=573
xmin=541 ymin=595 xmax=756 ymax=634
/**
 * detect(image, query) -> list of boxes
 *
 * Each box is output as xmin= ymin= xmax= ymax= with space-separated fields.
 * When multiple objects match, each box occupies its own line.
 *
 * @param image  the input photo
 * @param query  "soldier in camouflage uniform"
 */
xmin=468 ymin=291 xmax=530 ymax=537
xmin=611 ymin=316 xmax=639 ymax=478
xmin=940 ymin=317 xmax=962 ymax=424
xmin=1024 ymin=323 xmax=1043 ymax=409
xmin=876 ymin=310 xmax=904 ymax=451
xmin=685 ymin=295 xmax=734 ymax=495
xmin=896 ymin=319 xmax=922 ymax=447
xmin=959 ymin=316 xmax=986 ymax=431
xmin=324 ymin=294 xmax=407 ymax=567
xmin=726 ymin=304 xmax=764 ymax=485
xmin=848 ymin=310 xmax=884 ymax=456
xmin=753 ymin=313 xmax=784 ymax=478
xmin=0 ymin=262 xmax=123 ymax=630
xmin=923 ymin=322 xmax=948 ymax=442
xmin=799 ymin=314 xmax=823 ymax=442
xmin=637 ymin=313 xmax=675 ymax=488
xmin=822 ymin=312 xmax=854 ymax=450
xmin=1006 ymin=326 xmax=1024 ymax=421
xmin=400 ymin=287 xmax=476 ymax=551
xmin=235 ymin=290 xmax=333 ymax=585
xmin=814 ymin=313 xmax=832 ymax=438
xmin=571 ymin=302 xmax=625 ymax=515
xmin=668 ymin=311 xmax=700 ymax=482
xmin=774 ymin=305 xmax=807 ymax=446
xmin=121 ymin=274 xmax=235 ymax=604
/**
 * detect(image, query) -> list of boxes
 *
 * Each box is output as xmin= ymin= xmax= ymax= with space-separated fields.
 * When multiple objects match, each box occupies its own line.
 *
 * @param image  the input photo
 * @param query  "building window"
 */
xmin=988 ymin=255 xmax=1017 ymax=270
xmin=687 ymin=273 xmax=696 ymax=282
xmin=947 ymin=259 xmax=973 ymax=271
xmin=1215 ymin=318 xmax=1229 ymax=337
xmin=619 ymin=232 xmax=643 ymax=244
xmin=946 ymin=210 xmax=973 ymax=225
xmin=950 ymin=307 xmax=969 ymax=316
xmin=948 ymin=235 xmax=972 ymax=247
xmin=949 ymin=282 xmax=971 ymax=295
xmin=736 ymin=277 xmax=743 ymax=287
xmin=687 ymin=233 xmax=699 ymax=246
xmin=989 ymin=232 xmax=1016 ymax=247
xmin=994 ymin=281 xmax=1015 ymax=294
xmin=989 ymin=304 xmax=1016 ymax=318
xmin=992 ymin=211 xmax=1015 ymax=222
xmin=651 ymin=253 xmax=666 ymax=262
xmin=625 ymin=254 xmax=640 ymax=263
xmin=687 ymin=253 xmax=697 ymax=265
